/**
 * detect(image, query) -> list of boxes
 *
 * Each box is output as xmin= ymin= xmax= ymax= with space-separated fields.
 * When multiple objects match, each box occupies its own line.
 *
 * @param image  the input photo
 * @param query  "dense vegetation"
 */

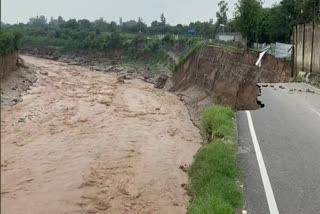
xmin=235 ymin=0 xmax=320 ymax=45
xmin=1 ymin=14 xmax=201 ymax=65
xmin=189 ymin=105 xmax=242 ymax=214
xmin=0 ymin=29 xmax=22 ymax=55
xmin=1 ymin=0 xmax=319 ymax=55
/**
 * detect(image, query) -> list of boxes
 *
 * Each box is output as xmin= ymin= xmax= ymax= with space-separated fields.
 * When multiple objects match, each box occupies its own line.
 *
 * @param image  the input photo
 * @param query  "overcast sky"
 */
xmin=2 ymin=0 xmax=278 ymax=25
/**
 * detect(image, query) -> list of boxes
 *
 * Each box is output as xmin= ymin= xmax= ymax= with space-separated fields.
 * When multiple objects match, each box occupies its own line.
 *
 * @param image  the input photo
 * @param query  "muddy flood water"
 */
xmin=1 ymin=56 xmax=201 ymax=214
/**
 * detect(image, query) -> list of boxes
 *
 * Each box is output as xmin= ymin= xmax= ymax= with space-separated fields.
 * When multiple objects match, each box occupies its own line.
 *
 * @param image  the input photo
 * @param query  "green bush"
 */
xmin=0 ymin=29 xmax=22 ymax=54
xmin=147 ymin=39 xmax=161 ymax=52
xmin=161 ymin=34 xmax=174 ymax=45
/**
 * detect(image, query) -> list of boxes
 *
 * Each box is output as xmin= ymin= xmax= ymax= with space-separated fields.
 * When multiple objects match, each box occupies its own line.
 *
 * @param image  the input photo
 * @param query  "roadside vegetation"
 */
xmin=188 ymin=105 xmax=242 ymax=214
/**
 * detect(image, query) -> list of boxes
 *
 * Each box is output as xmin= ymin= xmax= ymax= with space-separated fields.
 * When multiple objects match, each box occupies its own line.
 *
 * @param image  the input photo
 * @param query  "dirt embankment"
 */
xmin=20 ymin=47 xmax=124 ymax=65
xmin=1 ymin=56 xmax=201 ymax=214
xmin=1 ymin=52 xmax=37 ymax=106
xmin=170 ymin=45 xmax=293 ymax=124
xmin=0 ymin=52 xmax=18 ymax=79
xmin=20 ymin=47 xmax=173 ymax=86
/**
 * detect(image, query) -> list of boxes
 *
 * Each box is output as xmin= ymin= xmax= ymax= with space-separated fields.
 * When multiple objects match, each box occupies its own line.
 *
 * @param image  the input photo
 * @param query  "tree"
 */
xmin=160 ymin=13 xmax=166 ymax=26
xmin=78 ymin=19 xmax=91 ymax=29
xmin=151 ymin=20 xmax=160 ymax=27
xmin=235 ymin=0 xmax=262 ymax=47
xmin=64 ymin=19 xmax=78 ymax=29
xmin=265 ymin=3 xmax=298 ymax=43
xmin=214 ymin=1 xmax=229 ymax=35
xmin=28 ymin=15 xmax=48 ymax=28
xmin=122 ymin=20 xmax=138 ymax=33
xmin=216 ymin=1 xmax=228 ymax=25
xmin=57 ymin=16 xmax=65 ymax=26
xmin=298 ymin=0 xmax=320 ymax=23
xmin=256 ymin=0 xmax=302 ymax=44
xmin=137 ymin=17 xmax=147 ymax=33
xmin=119 ymin=17 xmax=123 ymax=26
xmin=49 ymin=17 xmax=59 ymax=28
xmin=107 ymin=30 xmax=122 ymax=49
xmin=110 ymin=21 xmax=117 ymax=30
xmin=94 ymin=18 xmax=108 ymax=32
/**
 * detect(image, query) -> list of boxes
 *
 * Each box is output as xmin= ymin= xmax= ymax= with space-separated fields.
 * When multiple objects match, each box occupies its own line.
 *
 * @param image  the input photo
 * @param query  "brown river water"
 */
xmin=1 ymin=56 xmax=201 ymax=214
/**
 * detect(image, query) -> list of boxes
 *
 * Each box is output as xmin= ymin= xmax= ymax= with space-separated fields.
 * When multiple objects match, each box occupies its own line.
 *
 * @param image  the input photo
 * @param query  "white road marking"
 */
xmin=303 ymin=83 xmax=320 ymax=93
xmin=246 ymin=111 xmax=279 ymax=214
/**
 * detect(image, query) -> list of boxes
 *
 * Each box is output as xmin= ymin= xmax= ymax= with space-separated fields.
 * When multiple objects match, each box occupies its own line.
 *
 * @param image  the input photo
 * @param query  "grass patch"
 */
xmin=188 ymin=105 xmax=242 ymax=214
xmin=201 ymin=105 xmax=234 ymax=142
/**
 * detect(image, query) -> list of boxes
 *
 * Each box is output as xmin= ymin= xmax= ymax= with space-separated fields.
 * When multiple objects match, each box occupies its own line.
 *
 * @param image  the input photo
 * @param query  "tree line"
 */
xmin=235 ymin=0 xmax=320 ymax=45
xmin=1 ymin=0 xmax=319 ymax=54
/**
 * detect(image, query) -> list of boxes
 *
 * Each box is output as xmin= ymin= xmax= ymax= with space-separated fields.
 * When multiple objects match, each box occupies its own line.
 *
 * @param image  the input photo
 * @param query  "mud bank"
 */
xmin=20 ymin=47 xmax=172 ymax=86
xmin=20 ymin=47 xmax=123 ymax=65
xmin=1 ymin=52 xmax=37 ymax=106
xmin=170 ymin=45 xmax=294 ymax=124
xmin=0 ymin=52 xmax=18 ymax=79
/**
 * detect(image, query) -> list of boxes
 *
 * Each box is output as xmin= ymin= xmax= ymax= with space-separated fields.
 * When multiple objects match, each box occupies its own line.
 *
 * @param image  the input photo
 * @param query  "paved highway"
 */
xmin=237 ymin=83 xmax=320 ymax=214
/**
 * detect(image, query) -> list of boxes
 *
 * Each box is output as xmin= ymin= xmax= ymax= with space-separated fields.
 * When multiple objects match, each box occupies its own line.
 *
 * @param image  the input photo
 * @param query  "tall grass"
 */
xmin=201 ymin=105 xmax=234 ymax=142
xmin=188 ymin=105 xmax=242 ymax=214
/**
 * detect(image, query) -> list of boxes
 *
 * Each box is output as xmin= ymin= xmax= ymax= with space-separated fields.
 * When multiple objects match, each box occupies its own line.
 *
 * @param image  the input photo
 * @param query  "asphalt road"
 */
xmin=237 ymin=83 xmax=320 ymax=214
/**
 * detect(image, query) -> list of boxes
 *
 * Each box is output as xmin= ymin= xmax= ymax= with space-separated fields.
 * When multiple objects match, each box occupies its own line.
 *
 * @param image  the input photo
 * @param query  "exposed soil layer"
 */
xmin=20 ymin=47 xmax=172 ymax=86
xmin=170 ymin=45 xmax=293 ymax=124
xmin=0 ymin=52 xmax=18 ymax=79
xmin=20 ymin=47 xmax=124 ymax=66
xmin=1 ymin=56 xmax=201 ymax=214
xmin=1 ymin=65 xmax=37 ymax=106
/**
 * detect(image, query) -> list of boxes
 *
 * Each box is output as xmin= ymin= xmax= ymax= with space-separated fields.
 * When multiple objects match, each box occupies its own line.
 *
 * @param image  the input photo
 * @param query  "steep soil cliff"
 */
xmin=0 ymin=52 xmax=18 ymax=79
xmin=170 ymin=45 xmax=294 ymax=123
xmin=1 ymin=52 xmax=37 ymax=106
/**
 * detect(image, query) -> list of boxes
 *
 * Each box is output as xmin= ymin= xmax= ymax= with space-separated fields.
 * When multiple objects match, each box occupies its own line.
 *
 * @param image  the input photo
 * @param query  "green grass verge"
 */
xmin=200 ymin=105 xmax=234 ymax=142
xmin=188 ymin=105 xmax=242 ymax=214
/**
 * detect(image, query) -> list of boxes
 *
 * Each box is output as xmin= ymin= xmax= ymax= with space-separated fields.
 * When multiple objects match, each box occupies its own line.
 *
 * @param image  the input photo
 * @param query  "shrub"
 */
xmin=161 ymin=34 xmax=174 ymax=45
xmin=0 ymin=29 xmax=22 ymax=55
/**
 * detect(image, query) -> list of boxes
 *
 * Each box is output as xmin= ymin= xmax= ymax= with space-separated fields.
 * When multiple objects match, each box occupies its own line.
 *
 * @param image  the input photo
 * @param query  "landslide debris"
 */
xmin=170 ymin=45 xmax=293 ymax=124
